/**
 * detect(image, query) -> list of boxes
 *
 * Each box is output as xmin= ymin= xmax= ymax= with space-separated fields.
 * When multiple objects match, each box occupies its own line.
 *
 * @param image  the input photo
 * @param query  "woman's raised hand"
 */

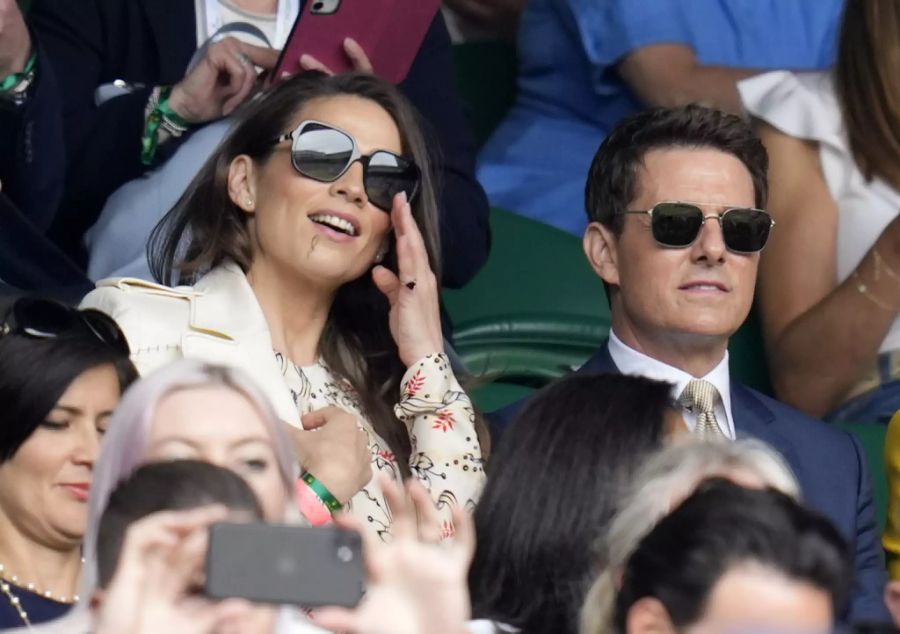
xmin=292 ymin=406 xmax=372 ymax=504
xmin=313 ymin=475 xmax=475 ymax=634
xmin=372 ymin=192 xmax=444 ymax=368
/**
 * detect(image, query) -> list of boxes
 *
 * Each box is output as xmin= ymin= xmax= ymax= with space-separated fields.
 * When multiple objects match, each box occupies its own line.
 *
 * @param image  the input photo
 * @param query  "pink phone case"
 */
xmin=274 ymin=0 xmax=440 ymax=85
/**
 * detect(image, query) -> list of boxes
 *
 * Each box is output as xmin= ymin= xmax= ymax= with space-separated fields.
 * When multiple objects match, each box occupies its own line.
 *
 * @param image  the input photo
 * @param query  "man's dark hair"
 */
xmin=613 ymin=479 xmax=853 ymax=633
xmin=585 ymin=104 xmax=769 ymax=231
xmin=469 ymin=373 xmax=676 ymax=634
xmin=96 ymin=460 xmax=263 ymax=588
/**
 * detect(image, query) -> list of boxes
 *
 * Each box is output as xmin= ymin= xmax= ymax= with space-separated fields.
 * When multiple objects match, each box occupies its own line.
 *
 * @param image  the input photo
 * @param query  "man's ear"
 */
xmin=625 ymin=597 xmax=678 ymax=634
xmin=584 ymin=221 xmax=621 ymax=286
xmin=227 ymin=155 xmax=258 ymax=214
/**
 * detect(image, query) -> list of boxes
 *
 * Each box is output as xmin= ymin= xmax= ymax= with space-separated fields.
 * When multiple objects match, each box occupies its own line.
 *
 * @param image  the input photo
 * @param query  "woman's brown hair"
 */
xmin=834 ymin=0 xmax=900 ymax=190
xmin=147 ymin=72 xmax=443 ymax=469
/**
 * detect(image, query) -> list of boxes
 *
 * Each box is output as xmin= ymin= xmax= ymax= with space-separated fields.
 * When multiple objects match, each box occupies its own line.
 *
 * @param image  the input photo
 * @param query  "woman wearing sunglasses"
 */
xmin=0 ymin=296 xmax=137 ymax=629
xmin=81 ymin=71 xmax=486 ymax=540
xmin=737 ymin=0 xmax=900 ymax=424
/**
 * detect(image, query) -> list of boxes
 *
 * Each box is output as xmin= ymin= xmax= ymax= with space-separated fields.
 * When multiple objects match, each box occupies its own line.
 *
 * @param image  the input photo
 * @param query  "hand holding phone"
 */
xmin=273 ymin=0 xmax=441 ymax=84
xmin=205 ymin=522 xmax=365 ymax=608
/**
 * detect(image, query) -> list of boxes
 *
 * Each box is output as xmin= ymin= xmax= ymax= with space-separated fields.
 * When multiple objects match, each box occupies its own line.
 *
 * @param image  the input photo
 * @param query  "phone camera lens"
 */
xmin=312 ymin=1 xmax=324 ymax=10
xmin=337 ymin=545 xmax=354 ymax=563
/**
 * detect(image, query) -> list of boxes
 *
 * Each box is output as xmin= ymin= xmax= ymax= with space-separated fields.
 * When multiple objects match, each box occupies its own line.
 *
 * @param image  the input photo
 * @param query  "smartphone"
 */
xmin=273 ymin=0 xmax=441 ymax=84
xmin=205 ymin=522 xmax=365 ymax=607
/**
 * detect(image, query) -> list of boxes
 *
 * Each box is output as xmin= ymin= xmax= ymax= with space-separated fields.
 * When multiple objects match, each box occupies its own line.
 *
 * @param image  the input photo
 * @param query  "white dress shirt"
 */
xmin=606 ymin=330 xmax=736 ymax=439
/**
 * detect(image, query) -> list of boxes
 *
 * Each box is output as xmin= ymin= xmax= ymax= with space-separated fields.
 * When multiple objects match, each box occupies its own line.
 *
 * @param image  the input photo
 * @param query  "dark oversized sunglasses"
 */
xmin=271 ymin=120 xmax=421 ymax=213
xmin=619 ymin=201 xmax=775 ymax=254
xmin=0 ymin=297 xmax=130 ymax=356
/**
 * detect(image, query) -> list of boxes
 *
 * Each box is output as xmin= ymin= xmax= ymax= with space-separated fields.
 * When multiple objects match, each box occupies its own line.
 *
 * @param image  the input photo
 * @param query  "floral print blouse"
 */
xmin=277 ymin=352 xmax=485 ymax=541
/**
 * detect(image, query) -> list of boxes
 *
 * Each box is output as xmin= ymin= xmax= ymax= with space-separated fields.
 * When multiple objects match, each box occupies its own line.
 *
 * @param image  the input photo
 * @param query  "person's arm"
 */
xmin=755 ymin=122 xmax=900 ymax=417
xmin=399 ymin=14 xmax=491 ymax=289
xmin=28 ymin=2 xmax=277 ymax=255
xmin=617 ymin=44 xmax=759 ymax=114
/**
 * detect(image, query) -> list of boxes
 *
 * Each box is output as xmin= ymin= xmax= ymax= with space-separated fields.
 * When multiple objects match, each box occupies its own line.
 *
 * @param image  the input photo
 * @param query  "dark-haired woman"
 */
xmin=81 ymin=71 xmax=485 ymax=541
xmin=467 ymin=374 xmax=685 ymax=634
xmin=738 ymin=0 xmax=900 ymax=423
xmin=0 ymin=296 xmax=136 ymax=629
xmin=608 ymin=480 xmax=852 ymax=634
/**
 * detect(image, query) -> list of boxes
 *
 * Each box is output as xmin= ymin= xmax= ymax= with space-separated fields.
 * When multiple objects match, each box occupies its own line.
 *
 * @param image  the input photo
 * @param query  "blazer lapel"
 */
xmin=182 ymin=263 xmax=302 ymax=427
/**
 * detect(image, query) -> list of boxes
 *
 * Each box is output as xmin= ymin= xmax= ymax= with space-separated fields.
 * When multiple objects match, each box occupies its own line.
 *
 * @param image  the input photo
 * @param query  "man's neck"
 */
xmin=0 ymin=517 xmax=82 ymax=598
xmin=610 ymin=321 xmax=728 ymax=378
xmin=246 ymin=256 xmax=334 ymax=367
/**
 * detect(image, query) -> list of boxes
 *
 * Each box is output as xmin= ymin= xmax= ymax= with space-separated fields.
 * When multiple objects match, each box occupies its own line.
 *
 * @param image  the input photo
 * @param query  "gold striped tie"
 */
xmin=679 ymin=379 xmax=725 ymax=439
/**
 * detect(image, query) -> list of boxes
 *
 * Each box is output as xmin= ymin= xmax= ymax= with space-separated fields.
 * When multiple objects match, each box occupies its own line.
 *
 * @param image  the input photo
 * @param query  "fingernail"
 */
xmin=299 ymin=54 xmax=312 ymax=67
xmin=400 ymin=191 xmax=408 ymax=204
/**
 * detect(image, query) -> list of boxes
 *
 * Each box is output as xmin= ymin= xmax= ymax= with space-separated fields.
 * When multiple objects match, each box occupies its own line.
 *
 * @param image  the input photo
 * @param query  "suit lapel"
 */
xmin=577 ymin=341 xmax=617 ymax=374
xmin=140 ymin=0 xmax=198 ymax=81
xmin=731 ymin=383 xmax=801 ymax=469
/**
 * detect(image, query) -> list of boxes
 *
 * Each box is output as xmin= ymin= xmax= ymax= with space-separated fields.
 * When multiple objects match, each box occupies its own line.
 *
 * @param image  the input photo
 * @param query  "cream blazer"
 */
xmin=82 ymin=263 xmax=486 ymax=538
xmin=82 ymin=261 xmax=303 ymax=427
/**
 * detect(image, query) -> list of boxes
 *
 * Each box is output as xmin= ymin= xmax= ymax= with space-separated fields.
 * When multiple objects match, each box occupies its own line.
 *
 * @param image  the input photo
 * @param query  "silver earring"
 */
xmin=374 ymin=244 xmax=388 ymax=263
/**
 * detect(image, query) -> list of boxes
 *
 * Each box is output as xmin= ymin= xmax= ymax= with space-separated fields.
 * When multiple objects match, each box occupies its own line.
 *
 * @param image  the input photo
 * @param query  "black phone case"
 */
xmin=205 ymin=522 xmax=365 ymax=607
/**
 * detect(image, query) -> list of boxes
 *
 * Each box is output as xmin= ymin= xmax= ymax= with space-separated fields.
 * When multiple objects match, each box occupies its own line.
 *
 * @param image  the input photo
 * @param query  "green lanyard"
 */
xmin=0 ymin=51 xmax=36 ymax=92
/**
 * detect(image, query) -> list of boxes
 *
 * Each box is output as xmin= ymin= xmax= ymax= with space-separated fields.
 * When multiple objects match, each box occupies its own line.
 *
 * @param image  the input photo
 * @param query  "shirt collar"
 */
xmin=607 ymin=329 xmax=734 ymax=430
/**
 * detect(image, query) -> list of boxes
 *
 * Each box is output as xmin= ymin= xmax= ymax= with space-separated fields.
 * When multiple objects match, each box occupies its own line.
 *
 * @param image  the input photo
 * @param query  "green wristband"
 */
xmin=141 ymin=86 xmax=190 ymax=165
xmin=301 ymin=471 xmax=343 ymax=513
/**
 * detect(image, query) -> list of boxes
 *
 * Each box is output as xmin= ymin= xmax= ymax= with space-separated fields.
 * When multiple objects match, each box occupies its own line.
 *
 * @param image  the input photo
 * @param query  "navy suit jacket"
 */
xmin=492 ymin=341 xmax=889 ymax=623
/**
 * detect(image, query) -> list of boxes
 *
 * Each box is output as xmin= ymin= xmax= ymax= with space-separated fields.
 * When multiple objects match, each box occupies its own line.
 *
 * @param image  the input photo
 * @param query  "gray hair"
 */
xmin=580 ymin=438 xmax=799 ymax=634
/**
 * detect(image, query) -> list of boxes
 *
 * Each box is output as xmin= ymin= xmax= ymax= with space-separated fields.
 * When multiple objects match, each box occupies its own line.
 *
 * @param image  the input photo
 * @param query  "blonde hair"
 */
xmin=579 ymin=439 xmax=799 ymax=634
xmin=81 ymin=360 xmax=302 ymax=597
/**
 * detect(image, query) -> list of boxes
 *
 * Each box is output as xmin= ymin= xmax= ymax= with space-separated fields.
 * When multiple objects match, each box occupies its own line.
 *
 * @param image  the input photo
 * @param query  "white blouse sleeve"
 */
xmin=393 ymin=353 xmax=485 ymax=520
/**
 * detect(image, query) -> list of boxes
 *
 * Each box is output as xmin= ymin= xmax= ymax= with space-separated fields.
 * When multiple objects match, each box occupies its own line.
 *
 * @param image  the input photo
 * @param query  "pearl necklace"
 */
xmin=0 ymin=562 xmax=80 ymax=628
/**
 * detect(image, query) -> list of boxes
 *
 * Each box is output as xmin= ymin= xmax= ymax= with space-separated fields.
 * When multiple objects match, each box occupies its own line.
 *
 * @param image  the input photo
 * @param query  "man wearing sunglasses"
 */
xmin=590 ymin=105 xmax=888 ymax=623
xmin=495 ymin=104 xmax=888 ymax=623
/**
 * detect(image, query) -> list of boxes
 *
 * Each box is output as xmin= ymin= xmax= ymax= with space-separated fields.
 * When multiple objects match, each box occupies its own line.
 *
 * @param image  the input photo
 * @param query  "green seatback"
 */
xmin=452 ymin=40 xmax=518 ymax=147
xmin=836 ymin=423 xmax=888 ymax=532
xmin=444 ymin=209 xmax=609 ymax=390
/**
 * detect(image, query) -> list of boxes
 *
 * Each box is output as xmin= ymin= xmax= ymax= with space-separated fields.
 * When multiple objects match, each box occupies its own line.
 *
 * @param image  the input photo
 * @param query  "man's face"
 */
xmin=585 ymin=147 xmax=760 ymax=352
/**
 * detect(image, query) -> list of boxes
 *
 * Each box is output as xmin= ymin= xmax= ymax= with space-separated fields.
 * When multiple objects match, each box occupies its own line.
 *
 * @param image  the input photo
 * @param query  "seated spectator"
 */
xmin=87 ymin=461 xmax=475 ymax=634
xmin=0 ymin=296 xmax=135 ymax=629
xmin=28 ymin=1 xmax=489 ymax=289
xmin=82 ymin=72 xmax=486 ymax=541
xmin=467 ymin=374 xmax=684 ymax=634
xmin=493 ymin=104 xmax=887 ymax=621
xmin=0 ymin=0 xmax=64 ymax=231
xmin=581 ymin=439 xmax=800 ymax=634
xmin=738 ymin=0 xmax=900 ymax=422
xmin=606 ymin=479 xmax=852 ymax=634
xmin=27 ymin=359 xmax=308 ymax=633
xmin=476 ymin=0 xmax=844 ymax=236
